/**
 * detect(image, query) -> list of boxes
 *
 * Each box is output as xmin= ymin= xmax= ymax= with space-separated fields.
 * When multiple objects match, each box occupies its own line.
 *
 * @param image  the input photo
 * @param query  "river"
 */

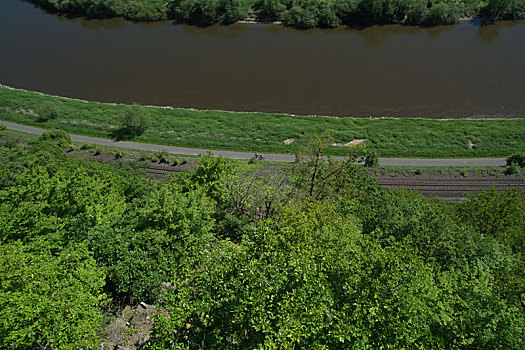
xmin=1 ymin=0 xmax=524 ymax=118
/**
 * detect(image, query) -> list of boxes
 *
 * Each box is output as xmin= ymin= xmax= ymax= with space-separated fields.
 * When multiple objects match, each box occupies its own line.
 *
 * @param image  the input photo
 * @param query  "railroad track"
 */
xmin=377 ymin=179 xmax=525 ymax=199
xmin=142 ymin=164 xmax=525 ymax=199
xmin=143 ymin=165 xmax=181 ymax=178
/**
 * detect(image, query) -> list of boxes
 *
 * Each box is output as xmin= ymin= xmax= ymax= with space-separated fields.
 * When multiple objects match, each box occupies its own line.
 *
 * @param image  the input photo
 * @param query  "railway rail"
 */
xmin=142 ymin=163 xmax=525 ymax=200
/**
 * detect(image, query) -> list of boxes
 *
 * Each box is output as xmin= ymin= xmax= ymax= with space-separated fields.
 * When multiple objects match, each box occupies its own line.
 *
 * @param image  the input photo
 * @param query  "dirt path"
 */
xmin=0 ymin=120 xmax=507 ymax=166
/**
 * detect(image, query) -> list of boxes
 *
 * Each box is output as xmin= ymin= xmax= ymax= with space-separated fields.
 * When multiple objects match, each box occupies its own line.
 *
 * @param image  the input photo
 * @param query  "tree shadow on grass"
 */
xmin=109 ymin=127 xmax=144 ymax=141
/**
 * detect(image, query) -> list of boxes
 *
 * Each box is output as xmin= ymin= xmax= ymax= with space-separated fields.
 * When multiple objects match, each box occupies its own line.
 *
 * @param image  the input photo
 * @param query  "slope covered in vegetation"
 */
xmin=0 ymin=132 xmax=523 ymax=348
xmin=28 ymin=0 xmax=525 ymax=27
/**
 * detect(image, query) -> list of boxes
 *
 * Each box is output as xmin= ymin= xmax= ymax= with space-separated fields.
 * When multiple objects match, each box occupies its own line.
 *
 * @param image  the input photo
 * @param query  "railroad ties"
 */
xmin=377 ymin=178 xmax=525 ymax=201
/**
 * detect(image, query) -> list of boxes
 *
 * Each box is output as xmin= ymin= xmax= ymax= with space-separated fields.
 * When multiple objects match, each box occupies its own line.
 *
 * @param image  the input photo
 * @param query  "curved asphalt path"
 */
xmin=0 ymin=120 xmax=506 ymax=166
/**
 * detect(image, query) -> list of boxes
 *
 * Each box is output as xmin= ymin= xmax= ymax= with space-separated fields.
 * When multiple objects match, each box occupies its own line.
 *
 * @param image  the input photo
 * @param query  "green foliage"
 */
xmin=36 ymin=101 xmax=59 ymax=121
xmin=27 ymin=0 xmax=525 ymax=27
xmin=506 ymin=164 xmax=521 ymax=175
xmin=365 ymin=150 xmax=379 ymax=167
xmin=293 ymin=130 xmax=369 ymax=200
xmin=29 ymin=0 xmax=169 ymax=21
xmin=147 ymin=202 xmax=439 ymax=348
xmin=0 ymin=241 xmax=106 ymax=350
xmin=114 ymin=150 xmax=125 ymax=159
xmin=88 ymin=181 xmax=214 ymax=303
xmin=171 ymin=0 xmax=221 ymax=25
xmin=1 ymin=135 xmax=524 ymax=348
xmin=157 ymin=150 xmax=170 ymax=163
xmin=223 ymin=0 xmax=250 ymax=23
xmin=507 ymin=153 xmax=525 ymax=167
xmin=116 ymin=103 xmax=149 ymax=139
xmin=0 ymin=125 xmax=6 ymax=131
xmin=425 ymin=1 xmax=460 ymax=26
xmin=254 ymin=0 xmax=287 ymax=21
xmin=38 ymin=128 xmax=71 ymax=147
xmin=456 ymin=188 xmax=525 ymax=254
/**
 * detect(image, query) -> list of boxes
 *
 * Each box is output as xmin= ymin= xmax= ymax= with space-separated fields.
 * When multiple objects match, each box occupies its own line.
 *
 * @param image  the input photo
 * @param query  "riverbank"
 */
xmin=27 ymin=0 xmax=525 ymax=29
xmin=1 ymin=86 xmax=524 ymax=158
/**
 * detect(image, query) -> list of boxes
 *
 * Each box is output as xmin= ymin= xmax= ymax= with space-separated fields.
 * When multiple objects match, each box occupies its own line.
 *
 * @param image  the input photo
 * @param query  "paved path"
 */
xmin=0 ymin=120 xmax=507 ymax=166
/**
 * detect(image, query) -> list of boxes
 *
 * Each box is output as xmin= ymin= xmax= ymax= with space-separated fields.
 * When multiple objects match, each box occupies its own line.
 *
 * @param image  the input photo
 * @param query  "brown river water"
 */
xmin=1 ymin=0 xmax=524 ymax=118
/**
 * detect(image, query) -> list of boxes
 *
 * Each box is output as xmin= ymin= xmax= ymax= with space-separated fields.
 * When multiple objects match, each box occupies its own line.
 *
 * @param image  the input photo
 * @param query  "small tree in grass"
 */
xmin=37 ymin=101 xmax=58 ymax=122
xmin=122 ymin=103 xmax=149 ymax=135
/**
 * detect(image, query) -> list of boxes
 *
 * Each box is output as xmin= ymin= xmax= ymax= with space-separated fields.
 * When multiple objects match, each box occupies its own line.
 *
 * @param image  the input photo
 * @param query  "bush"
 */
xmin=254 ymin=0 xmax=287 ymax=21
xmin=223 ymin=0 xmax=250 ymax=23
xmin=157 ymin=150 xmax=170 ymax=163
xmin=36 ymin=101 xmax=58 ymax=121
xmin=122 ymin=103 xmax=149 ymax=135
xmin=114 ymin=150 xmax=125 ymax=159
xmin=170 ymin=0 xmax=222 ymax=25
xmin=38 ymin=129 xmax=71 ymax=147
xmin=506 ymin=153 xmax=525 ymax=167
xmin=0 ymin=242 xmax=106 ymax=349
xmin=80 ymin=142 xmax=95 ymax=150
xmin=0 ymin=124 xmax=6 ymax=131
xmin=506 ymin=164 xmax=521 ymax=175
xmin=425 ymin=2 xmax=460 ymax=26
xmin=287 ymin=3 xmax=320 ymax=29
xmin=365 ymin=151 xmax=379 ymax=167
xmin=406 ymin=0 xmax=428 ymax=24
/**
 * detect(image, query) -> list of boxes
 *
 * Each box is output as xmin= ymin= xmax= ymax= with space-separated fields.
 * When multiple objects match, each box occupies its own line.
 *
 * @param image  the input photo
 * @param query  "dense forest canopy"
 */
xmin=0 ymin=133 xmax=523 ymax=348
xmin=28 ymin=0 xmax=525 ymax=27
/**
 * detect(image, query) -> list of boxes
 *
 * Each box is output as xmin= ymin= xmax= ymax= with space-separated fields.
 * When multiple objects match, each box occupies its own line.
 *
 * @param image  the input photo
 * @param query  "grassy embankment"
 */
xmin=1 ymin=86 xmax=524 ymax=158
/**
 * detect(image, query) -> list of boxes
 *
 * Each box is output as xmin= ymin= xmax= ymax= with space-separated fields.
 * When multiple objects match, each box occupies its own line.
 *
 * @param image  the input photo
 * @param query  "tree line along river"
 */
xmin=1 ymin=0 xmax=524 ymax=118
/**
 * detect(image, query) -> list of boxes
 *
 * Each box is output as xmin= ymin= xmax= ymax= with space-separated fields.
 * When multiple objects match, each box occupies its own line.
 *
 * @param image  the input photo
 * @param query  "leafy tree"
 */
xmin=36 ymin=101 xmax=59 ymax=121
xmin=171 ymin=0 xmax=222 ymax=25
xmin=254 ymin=0 xmax=287 ymax=21
xmin=121 ymin=103 xmax=149 ymax=136
xmin=425 ymin=2 xmax=460 ymax=26
xmin=146 ymin=201 xmax=441 ymax=349
xmin=334 ymin=0 xmax=361 ymax=24
xmin=0 ymin=241 xmax=106 ymax=350
xmin=318 ymin=0 xmax=342 ymax=28
xmin=293 ymin=130 xmax=366 ymax=200
xmin=222 ymin=0 xmax=249 ymax=23
xmin=88 ymin=180 xmax=214 ymax=303
xmin=406 ymin=0 xmax=429 ymax=24
xmin=286 ymin=1 xmax=320 ymax=29
xmin=488 ymin=0 xmax=513 ymax=17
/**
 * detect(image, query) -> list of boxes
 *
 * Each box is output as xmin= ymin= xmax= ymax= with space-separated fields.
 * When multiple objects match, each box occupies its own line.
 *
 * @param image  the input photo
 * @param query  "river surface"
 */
xmin=1 ymin=0 xmax=524 ymax=118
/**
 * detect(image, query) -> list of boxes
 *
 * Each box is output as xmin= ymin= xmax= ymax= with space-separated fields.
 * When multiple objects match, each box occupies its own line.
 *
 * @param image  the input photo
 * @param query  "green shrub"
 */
xmin=425 ymin=2 xmax=460 ymax=26
xmin=506 ymin=153 xmax=525 ymax=167
xmin=506 ymin=164 xmax=520 ymax=175
xmin=121 ymin=103 xmax=148 ymax=135
xmin=38 ymin=129 xmax=71 ymax=147
xmin=157 ymin=150 xmax=170 ymax=163
xmin=36 ymin=101 xmax=59 ymax=121
xmin=114 ymin=150 xmax=125 ymax=159
xmin=365 ymin=151 xmax=379 ymax=167
xmin=0 ymin=241 xmax=106 ymax=350
xmin=80 ymin=142 xmax=95 ymax=150
xmin=0 ymin=124 xmax=6 ymax=132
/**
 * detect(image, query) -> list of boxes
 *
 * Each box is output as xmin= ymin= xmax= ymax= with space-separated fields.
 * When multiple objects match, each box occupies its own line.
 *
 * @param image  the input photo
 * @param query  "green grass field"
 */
xmin=1 ymin=86 xmax=524 ymax=158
